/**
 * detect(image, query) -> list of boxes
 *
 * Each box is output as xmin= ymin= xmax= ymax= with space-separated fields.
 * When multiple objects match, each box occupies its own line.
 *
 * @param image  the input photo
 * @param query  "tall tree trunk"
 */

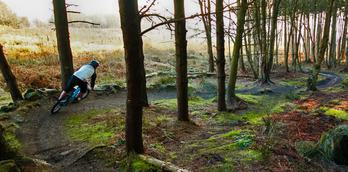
xmin=312 ymin=11 xmax=317 ymax=63
xmin=263 ymin=0 xmax=281 ymax=83
xmin=239 ymin=48 xmax=246 ymax=73
xmin=174 ymin=0 xmax=189 ymax=121
xmin=139 ymin=45 xmax=149 ymax=107
xmin=227 ymin=0 xmax=248 ymax=109
xmin=295 ymin=14 xmax=303 ymax=72
xmin=307 ymin=0 xmax=335 ymax=91
xmin=259 ymin=0 xmax=268 ymax=82
xmin=316 ymin=13 xmax=323 ymax=61
xmin=341 ymin=3 xmax=348 ymax=67
xmin=198 ymin=0 xmax=214 ymax=72
xmin=216 ymin=0 xmax=226 ymax=111
xmin=53 ymin=0 xmax=74 ymax=88
xmin=245 ymin=25 xmax=258 ymax=79
xmin=284 ymin=9 xmax=290 ymax=72
xmin=329 ymin=2 xmax=338 ymax=69
xmin=118 ymin=0 xmax=144 ymax=154
xmin=0 ymin=44 xmax=23 ymax=102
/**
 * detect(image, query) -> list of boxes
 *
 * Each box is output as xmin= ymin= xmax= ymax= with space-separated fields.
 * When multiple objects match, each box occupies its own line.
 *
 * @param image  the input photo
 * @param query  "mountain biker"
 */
xmin=58 ymin=60 xmax=100 ymax=100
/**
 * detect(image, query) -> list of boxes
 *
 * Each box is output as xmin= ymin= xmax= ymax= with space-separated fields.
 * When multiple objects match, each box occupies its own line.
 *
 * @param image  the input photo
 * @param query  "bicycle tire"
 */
xmin=81 ymin=90 xmax=90 ymax=100
xmin=51 ymin=101 xmax=62 ymax=114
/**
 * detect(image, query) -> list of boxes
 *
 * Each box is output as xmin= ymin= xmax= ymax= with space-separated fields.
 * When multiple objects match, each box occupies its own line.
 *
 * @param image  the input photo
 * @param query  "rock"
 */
xmin=0 ymin=160 xmax=20 ymax=172
xmin=23 ymin=89 xmax=42 ymax=101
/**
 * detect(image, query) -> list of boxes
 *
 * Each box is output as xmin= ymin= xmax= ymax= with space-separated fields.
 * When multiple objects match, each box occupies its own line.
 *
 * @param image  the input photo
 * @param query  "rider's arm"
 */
xmin=90 ymin=72 xmax=97 ymax=90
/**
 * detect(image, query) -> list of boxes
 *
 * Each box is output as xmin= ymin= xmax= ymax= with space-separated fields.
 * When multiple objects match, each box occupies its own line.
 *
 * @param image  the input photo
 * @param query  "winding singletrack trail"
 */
xmin=17 ymin=72 xmax=343 ymax=170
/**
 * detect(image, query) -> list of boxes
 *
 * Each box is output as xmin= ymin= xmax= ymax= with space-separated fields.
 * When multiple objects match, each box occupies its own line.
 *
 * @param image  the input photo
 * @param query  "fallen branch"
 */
xmin=138 ymin=155 xmax=190 ymax=172
xmin=68 ymin=21 xmax=100 ymax=26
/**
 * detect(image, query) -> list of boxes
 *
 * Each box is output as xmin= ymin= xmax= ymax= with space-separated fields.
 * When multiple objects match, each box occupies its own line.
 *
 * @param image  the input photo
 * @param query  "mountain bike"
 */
xmin=51 ymin=86 xmax=89 ymax=114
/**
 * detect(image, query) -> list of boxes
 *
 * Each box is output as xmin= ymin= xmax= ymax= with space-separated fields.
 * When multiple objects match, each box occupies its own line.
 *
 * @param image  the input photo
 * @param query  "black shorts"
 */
xmin=64 ymin=75 xmax=88 ymax=93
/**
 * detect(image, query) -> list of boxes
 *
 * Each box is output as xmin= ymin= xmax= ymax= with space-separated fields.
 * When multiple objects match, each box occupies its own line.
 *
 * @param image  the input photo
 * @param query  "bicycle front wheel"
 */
xmin=51 ymin=101 xmax=62 ymax=114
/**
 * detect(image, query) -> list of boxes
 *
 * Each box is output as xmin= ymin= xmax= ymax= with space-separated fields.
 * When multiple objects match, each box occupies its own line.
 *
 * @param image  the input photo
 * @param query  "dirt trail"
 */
xmin=17 ymin=72 xmax=343 ymax=170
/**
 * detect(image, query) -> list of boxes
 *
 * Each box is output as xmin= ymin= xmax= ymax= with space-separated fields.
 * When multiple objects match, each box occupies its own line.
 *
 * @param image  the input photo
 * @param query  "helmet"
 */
xmin=90 ymin=60 xmax=100 ymax=69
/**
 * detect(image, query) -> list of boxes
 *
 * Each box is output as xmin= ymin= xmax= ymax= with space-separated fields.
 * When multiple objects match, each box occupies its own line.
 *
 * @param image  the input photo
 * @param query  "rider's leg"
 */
xmin=58 ymin=91 xmax=67 ymax=100
xmin=60 ymin=75 xmax=76 ymax=100
xmin=78 ymin=81 xmax=88 ymax=99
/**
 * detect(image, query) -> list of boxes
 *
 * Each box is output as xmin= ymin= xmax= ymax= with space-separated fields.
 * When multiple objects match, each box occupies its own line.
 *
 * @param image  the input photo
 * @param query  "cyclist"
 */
xmin=58 ymin=60 xmax=100 ymax=100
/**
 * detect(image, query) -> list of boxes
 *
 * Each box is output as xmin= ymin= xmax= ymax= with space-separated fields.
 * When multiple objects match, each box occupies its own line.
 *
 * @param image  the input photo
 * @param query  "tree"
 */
xmin=340 ymin=0 xmax=348 ymax=69
xmin=0 ymin=44 xmax=23 ymax=103
xmin=328 ymin=1 xmax=338 ymax=69
xmin=53 ymin=0 xmax=74 ymax=88
xmin=216 ymin=0 xmax=226 ymax=111
xmin=0 ymin=1 xmax=30 ymax=28
xmin=307 ymin=0 xmax=335 ymax=91
xmin=198 ymin=0 xmax=215 ymax=72
xmin=227 ymin=0 xmax=248 ymax=110
xmin=174 ymin=0 xmax=189 ymax=121
xmin=118 ymin=0 xmax=144 ymax=154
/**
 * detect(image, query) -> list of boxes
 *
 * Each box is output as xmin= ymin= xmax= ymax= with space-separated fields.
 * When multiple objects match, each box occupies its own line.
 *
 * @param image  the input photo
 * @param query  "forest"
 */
xmin=0 ymin=0 xmax=348 ymax=171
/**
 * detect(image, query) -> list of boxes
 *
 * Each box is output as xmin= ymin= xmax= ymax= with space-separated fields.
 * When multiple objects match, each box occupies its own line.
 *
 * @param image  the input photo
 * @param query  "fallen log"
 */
xmin=138 ymin=155 xmax=190 ymax=172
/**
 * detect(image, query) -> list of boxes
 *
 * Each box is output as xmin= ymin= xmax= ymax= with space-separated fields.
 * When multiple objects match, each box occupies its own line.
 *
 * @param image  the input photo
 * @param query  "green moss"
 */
xmin=236 ymin=94 xmax=264 ymax=104
xmin=0 ymin=160 xmax=19 ymax=172
xmin=120 ymin=154 xmax=159 ymax=172
xmin=324 ymin=109 xmax=348 ymax=120
xmin=3 ymin=132 xmax=21 ymax=151
xmin=237 ymin=150 xmax=263 ymax=161
xmin=150 ymin=143 xmax=166 ymax=153
xmin=0 ymin=94 xmax=11 ymax=107
xmin=65 ymin=108 xmax=121 ymax=145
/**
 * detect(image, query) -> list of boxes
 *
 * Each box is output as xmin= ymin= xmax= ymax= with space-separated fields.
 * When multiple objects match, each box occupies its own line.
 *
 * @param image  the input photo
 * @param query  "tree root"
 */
xmin=68 ymin=144 xmax=109 ymax=166
xmin=227 ymin=96 xmax=248 ymax=111
xmin=138 ymin=155 xmax=190 ymax=172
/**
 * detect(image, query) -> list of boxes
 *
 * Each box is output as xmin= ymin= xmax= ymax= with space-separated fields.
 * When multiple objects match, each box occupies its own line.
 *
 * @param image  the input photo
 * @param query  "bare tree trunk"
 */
xmin=340 ymin=2 xmax=348 ymax=67
xmin=316 ymin=13 xmax=323 ymax=61
xmin=198 ymin=0 xmax=214 ymax=72
xmin=0 ymin=45 xmax=23 ymax=103
xmin=308 ymin=0 xmax=335 ymax=91
xmin=174 ymin=0 xmax=189 ymax=121
xmin=264 ymin=0 xmax=281 ymax=83
xmin=119 ymin=0 xmax=144 ymax=154
xmin=312 ymin=11 xmax=317 ymax=63
xmin=329 ymin=2 xmax=338 ymax=69
xmin=216 ymin=0 xmax=226 ymax=111
xmin=53 ymin=0 xmax=74 ymax=88
xmin=227 ymin=0 xmax=248 ymax=109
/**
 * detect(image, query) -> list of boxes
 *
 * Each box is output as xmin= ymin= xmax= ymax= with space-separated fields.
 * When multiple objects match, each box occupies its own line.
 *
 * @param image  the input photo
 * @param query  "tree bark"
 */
xmin=340 ymin=1 xmax=348 ymax=67
xmin=198 ymin=0 xmax=214 ymax=72
xmin=0 ymin=44 xmax=23 ymax=102
xmin=118 ymin=0 xmax=144 ymax=154
xmin=174 ymin=0 xmax=189 ymax=121
xmin=53 ymin=0 xmax=74 ymax=88
xmin=216 ymin=0 xmax=226 ymax=111
xmin=264 ymin=0 xmax=281 ymax=83
xmin=307 ymin=0 xmax=335 ymax=91
xmin=227 ymin=0 xmax=248 ymax=109
xmin=329 ymin=2 xmax=338 ymax=69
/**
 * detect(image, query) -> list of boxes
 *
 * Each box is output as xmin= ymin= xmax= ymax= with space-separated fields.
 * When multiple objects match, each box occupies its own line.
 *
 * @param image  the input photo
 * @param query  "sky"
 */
xmin=2 ymin=0 xmax=198 ymax=22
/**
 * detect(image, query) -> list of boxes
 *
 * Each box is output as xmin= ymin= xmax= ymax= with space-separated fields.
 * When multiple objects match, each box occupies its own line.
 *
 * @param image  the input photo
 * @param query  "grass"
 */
xmin=64 ymin=108 xmax=123 ymax=145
